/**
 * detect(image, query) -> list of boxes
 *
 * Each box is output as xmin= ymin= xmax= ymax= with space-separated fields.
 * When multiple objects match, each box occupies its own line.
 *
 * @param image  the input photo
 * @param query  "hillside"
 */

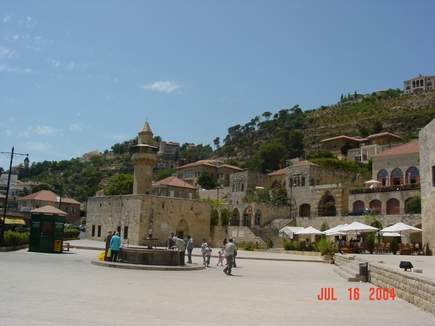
xmin=16 ymin=89 xmax=435 ymax=202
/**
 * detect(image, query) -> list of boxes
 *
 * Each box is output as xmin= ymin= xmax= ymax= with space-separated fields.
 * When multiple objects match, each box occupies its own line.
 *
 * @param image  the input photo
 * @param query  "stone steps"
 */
xmin=333 ymin=254 xmax=362 ymax=282
xmin=333 ymin=267 xmax=361 ymax=282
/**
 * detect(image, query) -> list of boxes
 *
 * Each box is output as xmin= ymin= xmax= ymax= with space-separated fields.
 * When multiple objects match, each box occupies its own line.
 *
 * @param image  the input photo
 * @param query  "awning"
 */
xmin=382 ymin=232 xmax=401 ymax=237
xmin=4 ymin=217 xmax=26 ymax=225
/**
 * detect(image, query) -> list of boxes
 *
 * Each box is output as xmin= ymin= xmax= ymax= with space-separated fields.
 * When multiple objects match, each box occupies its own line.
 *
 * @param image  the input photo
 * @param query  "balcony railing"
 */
xmin=350 ymin=183 xmax=420 ymax=194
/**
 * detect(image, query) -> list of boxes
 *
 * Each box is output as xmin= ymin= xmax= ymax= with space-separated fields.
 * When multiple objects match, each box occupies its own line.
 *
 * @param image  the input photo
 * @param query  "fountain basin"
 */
xmin=119 ymin=247 xmax=184 ymax=266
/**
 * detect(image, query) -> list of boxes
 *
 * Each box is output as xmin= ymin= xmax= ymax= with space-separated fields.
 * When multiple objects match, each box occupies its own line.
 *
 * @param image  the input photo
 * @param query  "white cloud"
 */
xmin=3 ymin=16 xmax=11 ymax=23
xmin=140 ymin=80 xmax=180 ymax=94
xmin=0 ymin=46 xmax=15 ymax=59
xmin=0 ymin=64 xmax=32 ymax=74
xmin=30 ymin=125 xmax=59 ymax=136
xmin=68 ymin=123 xmax=83 ymax=132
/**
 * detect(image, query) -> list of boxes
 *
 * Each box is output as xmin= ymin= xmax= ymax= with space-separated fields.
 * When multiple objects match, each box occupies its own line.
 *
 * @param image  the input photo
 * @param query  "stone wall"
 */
xmin=86 ymin=194 xmax=212 ymax=247
xmin=419 ymin=118 xmax=435 ymax=254
xmin=369 ymin=263 xmax=435 ymax=315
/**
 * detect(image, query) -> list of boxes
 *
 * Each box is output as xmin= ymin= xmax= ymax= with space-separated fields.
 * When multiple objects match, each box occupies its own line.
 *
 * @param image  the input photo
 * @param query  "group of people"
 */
xmin=104 ymin=231 xmax=121 ymax=262
xmin=201 ymin=238 xmax=238 ymax=275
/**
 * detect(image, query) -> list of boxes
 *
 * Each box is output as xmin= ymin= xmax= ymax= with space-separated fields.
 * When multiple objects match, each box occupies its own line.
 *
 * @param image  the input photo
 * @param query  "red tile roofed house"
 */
xmin=176 ymin=159 xmax=243 ymax=187
xmin=320 ymin=135 xmax=366 ymax=159
xmin=152 ymin=176 xmax=198 ymax=199
xmin=17 ymin=190 xmax=81 ymax=224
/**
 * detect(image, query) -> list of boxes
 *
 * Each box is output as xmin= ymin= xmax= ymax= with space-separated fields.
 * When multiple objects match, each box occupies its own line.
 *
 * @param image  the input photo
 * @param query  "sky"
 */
xmin=0 ymin=0 xmax=434 ymax=169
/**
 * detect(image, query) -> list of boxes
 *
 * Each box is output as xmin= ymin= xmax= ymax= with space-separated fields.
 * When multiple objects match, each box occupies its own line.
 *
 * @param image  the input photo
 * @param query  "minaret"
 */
xmin=131 ymin=122 xmax=158 ymax=194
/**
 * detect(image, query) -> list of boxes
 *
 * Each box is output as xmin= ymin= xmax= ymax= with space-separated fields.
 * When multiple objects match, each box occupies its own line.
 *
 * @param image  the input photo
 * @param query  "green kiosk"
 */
xmin=29 ymin=205 xmax=67 ymax=253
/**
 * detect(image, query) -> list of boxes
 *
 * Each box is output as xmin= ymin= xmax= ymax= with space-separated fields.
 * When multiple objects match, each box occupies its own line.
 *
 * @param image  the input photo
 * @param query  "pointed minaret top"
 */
xmin=141 ymin=121 xmax=152 ymax=133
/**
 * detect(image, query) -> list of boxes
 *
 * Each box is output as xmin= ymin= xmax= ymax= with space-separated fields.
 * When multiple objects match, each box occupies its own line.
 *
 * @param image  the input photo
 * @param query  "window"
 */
xmin=123 ymin=226 xmax=128 ymax=239
xmin=390 ymin=168 xmax=403 ymax=186
xmin=405 ymin=167 xmax=420 ymax=184
xmin=97 ymin=225 xmax=102 ymax=237
xmin=432 ymin=166 xmax=435 ymax=187
xmin=241 ymin=183 xmax=244 ymax=192
xmin=91 ymin=225 xmax=96 ymax=237
xmin=377 ymin=169 xmax=389 ymax=186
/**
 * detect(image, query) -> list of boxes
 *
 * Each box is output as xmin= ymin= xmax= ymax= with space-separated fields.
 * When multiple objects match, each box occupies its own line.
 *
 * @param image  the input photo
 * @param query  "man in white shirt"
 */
xmin=223 ymin=239 xmax=236 ymax=275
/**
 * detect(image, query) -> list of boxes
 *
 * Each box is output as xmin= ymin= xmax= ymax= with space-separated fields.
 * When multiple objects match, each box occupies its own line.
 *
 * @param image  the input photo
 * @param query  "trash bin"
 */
xmin=359 ymin=262 xmax=369 ymax=282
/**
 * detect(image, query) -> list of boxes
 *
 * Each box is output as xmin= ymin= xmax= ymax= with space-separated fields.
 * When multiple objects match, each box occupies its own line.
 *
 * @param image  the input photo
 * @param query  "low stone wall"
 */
xmin=0 ymin=244 xmax=28 ymax=252
xmin=369 ymin=262 xmax=435 ymax=315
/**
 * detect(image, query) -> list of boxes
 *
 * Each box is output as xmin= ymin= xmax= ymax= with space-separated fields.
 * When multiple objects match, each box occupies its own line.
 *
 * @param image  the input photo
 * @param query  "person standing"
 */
xmin=186 ymin=235 xmax=194 ymax=264
xmin=168 ymin=232 xmax=175 ymax=249
xmin=233 ymin=241 xmax=238 ymax=268
xmin=201 ymin=239 xmax=208 ymax=266
xmin=205 ymin=246 xmax=212 ymax=267
xmin=110 ymin=232 xmax=121 ymax=262
xmin=173 ymin=235 xmax=186 ymax=266
xmin=223 ymin=239 xmax=236 ymax=275
xmin=104 ymin=231 xmax=113 ymax=261
xmin=217 ymin=250 xmax=224 ymax=266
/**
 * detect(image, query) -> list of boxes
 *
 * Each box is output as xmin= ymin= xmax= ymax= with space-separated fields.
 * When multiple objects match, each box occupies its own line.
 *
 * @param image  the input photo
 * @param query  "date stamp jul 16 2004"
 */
xmin=316 ymin=287 xmax=396 ymax=301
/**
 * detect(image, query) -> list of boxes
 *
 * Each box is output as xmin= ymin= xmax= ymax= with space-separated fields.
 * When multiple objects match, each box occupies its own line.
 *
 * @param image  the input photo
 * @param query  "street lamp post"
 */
xmin=0 ymin=147 xmax=29 ymax=245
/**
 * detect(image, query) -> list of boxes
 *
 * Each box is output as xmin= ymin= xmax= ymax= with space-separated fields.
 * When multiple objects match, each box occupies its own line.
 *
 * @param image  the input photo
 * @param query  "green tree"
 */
xmin=197 ymin=172 xmax=217 ymax=189
xmin=154 ymin=168 xmax=176 ymax=181
xmin=258 ymin=142 xmax=287 ymax=173
xmin=104 ymin=174 xmax=133 ymax=195
xmin=320 ymin=221 xmax=329 ymax=231
xmin=213 ymin=137 xmax=220 ymax=150
xmin=220 ymin=208 xmax=230 ymax=226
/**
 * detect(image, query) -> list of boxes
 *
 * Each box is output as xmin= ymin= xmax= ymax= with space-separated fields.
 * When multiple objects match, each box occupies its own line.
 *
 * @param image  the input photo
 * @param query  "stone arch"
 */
xmin=318 ymin=192 xmax=336 ymax=216
xmin=404 ymin=196 xmax=421 ymax=214
xmin=231 ymin=208 xmax=240 ymax=226
xmin=369 ymin=199 xmax=382 ymax=214
xmin=243 ymin=206 xmax=253 ymax=227
xmin=377 ymin=169 xmax=389 ymax=186
xmin=386 ymin=198 xmax=400 ymax=215
xmin=390 ymin=168 xmax=403 ymax=186
xmin=299 ymin=203 xmax=311 ymax=217
xmin=352 ymin=200 xmax=365 ymax=215
xmin=176 ymin=219 xmax=189 ymax=238
xmin=405 ymin=166 xmax=420 ymax=184
xmin=254 ymin=209 xmax=261 ymax=226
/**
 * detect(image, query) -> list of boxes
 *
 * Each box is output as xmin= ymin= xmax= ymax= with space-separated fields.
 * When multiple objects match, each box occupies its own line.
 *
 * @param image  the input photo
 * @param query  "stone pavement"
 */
xmin=1 ymin=248 xmax=435 ymax=326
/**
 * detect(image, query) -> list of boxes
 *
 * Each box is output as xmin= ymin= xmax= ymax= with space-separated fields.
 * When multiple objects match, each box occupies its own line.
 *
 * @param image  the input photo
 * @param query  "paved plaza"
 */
xmin=1 ymin=249 xmax=435 ymax=326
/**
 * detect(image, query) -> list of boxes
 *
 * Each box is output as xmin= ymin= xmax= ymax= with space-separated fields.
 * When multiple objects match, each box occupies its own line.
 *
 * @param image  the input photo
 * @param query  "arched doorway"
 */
xmin=369 ymin=199 xmax=382 ymax=214
xmin=254 ymin=210 xmax=261 ymax=226
xmin=390 ymin=168 xmax=403 ymax=186
xmin=243 ymin=206 xmax=252 ymax=227
xmin=405 ymin=167 xmax=420 ymax=185
xmin=377 ymin=169 xmax=389 ymax=186
xmin=318 ymin=192 xmax=336 ymax=216
xmin=386 ymin=198 xmax=400 ymax=215
xmin=176 ymin=219 xmax=189 ymax=238
xmin=231 ymin=208 xmax=240 ymax=226
xmin=352 ymin=200 xmax=365 ymax=215
xmin=299 ymin=203 xmax=311 ymax=217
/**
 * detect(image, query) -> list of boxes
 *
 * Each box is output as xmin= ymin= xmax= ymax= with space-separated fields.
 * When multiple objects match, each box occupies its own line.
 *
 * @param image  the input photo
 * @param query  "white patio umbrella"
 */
xmin=381 ymin=222 xmax=422 ymax=234
xmin=382 ymin=232 xmax=401 ymax=237
xmin=324 ymin=224 xmax=348 ymax=236
xmin=364 ymin=179 xmax=381 ymax=185
xmin=341 ymin=221 xmax=378 ymax=233
xmin=295 ymin=226 xmax=324 ymax=235
xmin=279 ymin=226 xmax=304 ymax=239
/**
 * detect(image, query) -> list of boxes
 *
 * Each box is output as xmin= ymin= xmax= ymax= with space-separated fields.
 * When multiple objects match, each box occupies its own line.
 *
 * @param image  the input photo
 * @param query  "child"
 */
xmin=217 ymin=250 xmax=224 ymax=266
xmin=206 ymin=246 xmax=212 ymax=267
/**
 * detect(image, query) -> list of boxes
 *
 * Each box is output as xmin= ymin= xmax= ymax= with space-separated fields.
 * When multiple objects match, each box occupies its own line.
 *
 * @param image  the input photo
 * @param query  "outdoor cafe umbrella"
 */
xmin=324 ymin=224 xmax=348 ymax=236
xmin=295 ymin=226 xmax=324 ymax=235
xmin=341 ymin=221 xmax=378 ymax=233
xmin=279 ymin=226 xmax=304 ymax=239
xmin=380 ymin=222 xmax=422 ymax=234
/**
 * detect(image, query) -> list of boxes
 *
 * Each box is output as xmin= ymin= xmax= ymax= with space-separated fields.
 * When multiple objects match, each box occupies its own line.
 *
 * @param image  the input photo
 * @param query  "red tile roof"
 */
xmin=366 ymin=132 xmax=402 ymax=140
xmin=31 ymin=205 xmax=67 ymax=216
xmin=374 ymin=139 xmax=419 ymax=157
xmin=177 ymin=159 xmax=242 ymax=171
xmin=18 ymin=190 xmax=80 ymax=205
xmin=320 ymin=135 xmax=366 ymax=143
xmin=268 ymin=167 xmax=288 ymax=176
xmin=154 ymin=176 xmax=197 ymax=190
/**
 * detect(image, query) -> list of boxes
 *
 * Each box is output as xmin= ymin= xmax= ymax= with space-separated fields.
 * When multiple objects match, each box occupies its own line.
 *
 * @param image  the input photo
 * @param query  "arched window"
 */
xmin=352 ymin=201 xmax=365 ymax=215
xmin=390 ymin=168 xmax=403 ymax=186
xmin=299 ymin=204 xmax=311 ymax=217
xmin=243 ymin=206 xmax=252 ymax=227
xmin=377 ymin=169 xmax=389 ymax=186
xmin=386 ymin=198 xmax=400 ymax=215
xmin=405 ymin=197 xmax=421 ymax=214
xmin=405 ymin=167 xmax=420 ymax=185
xmin=369 ymin=200 xmax=382 ymax=214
